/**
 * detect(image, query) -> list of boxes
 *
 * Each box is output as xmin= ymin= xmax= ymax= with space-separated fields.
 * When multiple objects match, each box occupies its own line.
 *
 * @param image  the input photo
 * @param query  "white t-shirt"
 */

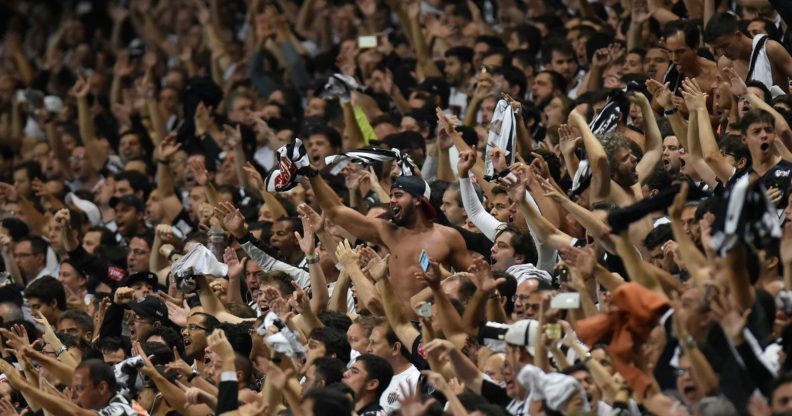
xmin=379 ymin=364 xmax=421 ymax=415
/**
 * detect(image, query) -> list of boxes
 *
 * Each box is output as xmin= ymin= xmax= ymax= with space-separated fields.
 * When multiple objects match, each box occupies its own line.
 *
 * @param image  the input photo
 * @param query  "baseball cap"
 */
xmin=504 ymin=319 xmax=539 ymax=356
xmin=391 ymin=176 xmax=436 ymax=219
xmin=60 ymin=259 xmax=89 ymax=279
xmin=123 ymin=271 xmax=159 ymax=291
xmin=109 ymin=194 xmax=145 ymax=212
xmin=65 ymin=192 xmax=102 ymax=226
xmin=129 ymin=296 xmax=168 ymax=324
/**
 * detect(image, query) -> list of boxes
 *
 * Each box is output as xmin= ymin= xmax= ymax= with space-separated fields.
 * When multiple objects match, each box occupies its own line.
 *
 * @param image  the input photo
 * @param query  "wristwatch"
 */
xmin=682 ymin=337 xmax=697 ymax=349
xmin=306 ymin=254 xmax=321 ymax=265
xmin=55 ymin=346 xmax=68 ymax=357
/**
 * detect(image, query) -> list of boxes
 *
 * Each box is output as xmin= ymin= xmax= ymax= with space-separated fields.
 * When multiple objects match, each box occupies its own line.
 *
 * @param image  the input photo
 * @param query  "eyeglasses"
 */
xmin=673 ymin=368 xmax=689 ymax=377
xmin=185 ymin=324 xmax=208 ymax=332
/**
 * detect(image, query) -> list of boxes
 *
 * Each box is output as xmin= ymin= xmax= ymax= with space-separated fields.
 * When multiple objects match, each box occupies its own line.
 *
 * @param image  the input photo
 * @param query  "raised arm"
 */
xmin=683 ymin=77 xmax=733 ymax=184
xmin=418 ymin=260 xmax=468 ymax=349
xmin=456 ymin=150 xmax=503 ymax=241
xmin=373 ymin=256 xmax=421 ymax=350
xmin=155 ymin=134 xmax=185 ymax=222
xmin=613 ymin=230 xmax=666 ymax=297
xmin=646 ymin=79 xmax=689 ymax=149
xmin=404 ymin=0 xmax=443 ymax=79
xmin=336 ymin=240 xmax=384 ymax=316
xmin=0 ymin=360 xmax=96 ymax=416
xmin=71 ymin=77 xmax=108 ymax=172
xmin=569 ymin=110 xmax=610 ymax=202
xmin=309 ymin=173 xmax=388 ymax=245
xmin=215 ymin=202 xmax=311 ymax=289
xmin=631 ymin=92 xmax=663 ymax=185
xmin=423 ymin=339 xmax=485 ymax=394
xmin=224 ymin=125 xmax=251 ymax=190
xmin=295 ymin=214 xmax=328 ymax=314
xmin=502 ymin=172 xmax=575 ymax=250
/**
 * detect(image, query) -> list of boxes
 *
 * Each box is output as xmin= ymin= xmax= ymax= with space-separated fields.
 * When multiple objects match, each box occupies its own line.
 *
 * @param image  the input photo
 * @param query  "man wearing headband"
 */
xmin=308 ymin=173 xmax=472 ymax=308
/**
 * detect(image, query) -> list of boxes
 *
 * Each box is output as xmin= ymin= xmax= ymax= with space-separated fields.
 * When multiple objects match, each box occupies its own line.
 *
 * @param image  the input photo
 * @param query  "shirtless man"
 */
xmin=309 ymin=173 xmax=472 ymax=305
xmin=705 ymin=12 xmax=792 ymax=89
xmin=662 ymin=20 xmax=720 ymax=100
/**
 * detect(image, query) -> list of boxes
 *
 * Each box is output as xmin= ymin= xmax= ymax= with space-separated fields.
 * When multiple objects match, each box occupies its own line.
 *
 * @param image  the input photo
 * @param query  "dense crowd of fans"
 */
xmin=2 ymin=0 xmax=792 ymax=415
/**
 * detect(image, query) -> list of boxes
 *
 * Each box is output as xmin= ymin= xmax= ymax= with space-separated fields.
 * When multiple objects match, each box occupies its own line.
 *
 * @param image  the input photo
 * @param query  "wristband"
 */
xmin=306 ymin=254 xmax=321 ymax=264
xmin=663 ymin=107 xmax=679 ymax=116
xmin=488 ymin=293 xmax=500 ymax=300
xmin=156 ymin=159 xmax=170 ymax=165
xmin=187 ymin=371 xmax=200 ymax=382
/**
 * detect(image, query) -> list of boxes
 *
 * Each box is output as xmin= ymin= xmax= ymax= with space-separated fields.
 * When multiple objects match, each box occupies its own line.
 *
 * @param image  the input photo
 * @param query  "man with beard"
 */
xmin=600 ymin=132 xmax=640 ymax=195
xmin=182 ymin=311 xmax=220 ymax=373
xmin=443 ymin=46 xmax=474 ymax=117
xmin=542 ymin=39 xmax=582 ymax=98
xmin=310 ymin=173 xmax=471 ymax=308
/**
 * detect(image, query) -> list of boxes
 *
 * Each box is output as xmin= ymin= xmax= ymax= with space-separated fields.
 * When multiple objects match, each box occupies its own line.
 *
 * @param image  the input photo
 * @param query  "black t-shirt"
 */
xmin=480 ymin=378 xmax=511 ymax=408
xmin=171 ymin=208 xmax=195 ymax=237
xmin=358 ymin=401 xmax=385 ymax=416
xmin=756 ymin=159 xmax=792 ymax=211
xmin=410 ymin=335 xmax=429 ymax=370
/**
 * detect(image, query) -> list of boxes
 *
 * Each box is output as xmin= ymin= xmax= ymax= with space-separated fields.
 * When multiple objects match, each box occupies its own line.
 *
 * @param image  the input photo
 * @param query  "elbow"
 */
xmin=703 ymin=152 xmax=719 ymax=165
xmin=589 ymin=154 xmax=609 ymax=171
xmin=364 ymin=298 xmax=384 ymax=315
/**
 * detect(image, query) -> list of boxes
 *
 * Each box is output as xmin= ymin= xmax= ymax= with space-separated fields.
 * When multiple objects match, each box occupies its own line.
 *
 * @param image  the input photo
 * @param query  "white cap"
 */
xmin=65 ymin=192 xmax=102 ymax=226
xmin=504 ymin=319 xmax=539 ymax=356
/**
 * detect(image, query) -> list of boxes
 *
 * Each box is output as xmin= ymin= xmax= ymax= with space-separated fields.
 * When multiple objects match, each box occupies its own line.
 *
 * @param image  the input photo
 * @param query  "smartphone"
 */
xmin=358 ymin=36 xmax=378 ymax=49
xmin=419 ymin=249 xmax=429 ymax=272
xmin=550 ymin=292 xmax=581 ymax=309
xmin=558 ymin=266 xmax=569 ymax=283
xmin=545 ymin=323 xmax=561 ymax=340
xmin=417 ymin=303 xmax=432 ymax=318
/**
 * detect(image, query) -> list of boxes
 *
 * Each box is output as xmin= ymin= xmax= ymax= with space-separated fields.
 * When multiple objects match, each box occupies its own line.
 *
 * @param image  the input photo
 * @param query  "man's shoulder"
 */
xmin=98 ymin=395 xmax=137 ymax=416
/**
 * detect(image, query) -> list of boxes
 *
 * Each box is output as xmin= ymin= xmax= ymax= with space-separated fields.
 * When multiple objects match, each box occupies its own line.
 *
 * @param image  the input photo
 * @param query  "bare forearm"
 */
xmin=594 ymin=265 xmax=624 ymax=291
xmin=328 ymin=271 xmax=350 ymax=313
xmin=17 ymin=382 xmax=90 ymax=416
xmin=343 ymin=102 xmax=365 ymax=150
xmin=77 ymin=98 xmax=106 ymax=171
xmin=614 ymin=231 xmax=663 ymax=294
xmin=685 ymin=346 xmax=719 ymax=395
xmin=437 ymin=147 xmax=454 ymax=181
xmin=432 ymin=288 xmax=467 ymax=345
xmin=308 ymin=263 xmax=329 ymax=314
xmin=345 ymin=266 xmax=384 ymax=315
xmin=463 ymin=98 xmax=483 ymax=127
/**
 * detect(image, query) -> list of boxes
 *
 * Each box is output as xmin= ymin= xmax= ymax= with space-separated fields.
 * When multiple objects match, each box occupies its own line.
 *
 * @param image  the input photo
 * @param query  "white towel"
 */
xmin=485 ymin=99 xmax=516 ymax=178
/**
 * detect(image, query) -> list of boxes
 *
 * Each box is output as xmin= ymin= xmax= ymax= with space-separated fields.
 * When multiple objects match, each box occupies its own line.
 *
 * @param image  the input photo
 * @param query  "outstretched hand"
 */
xmin=214 ymin=201 xmax=247 ymax=238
